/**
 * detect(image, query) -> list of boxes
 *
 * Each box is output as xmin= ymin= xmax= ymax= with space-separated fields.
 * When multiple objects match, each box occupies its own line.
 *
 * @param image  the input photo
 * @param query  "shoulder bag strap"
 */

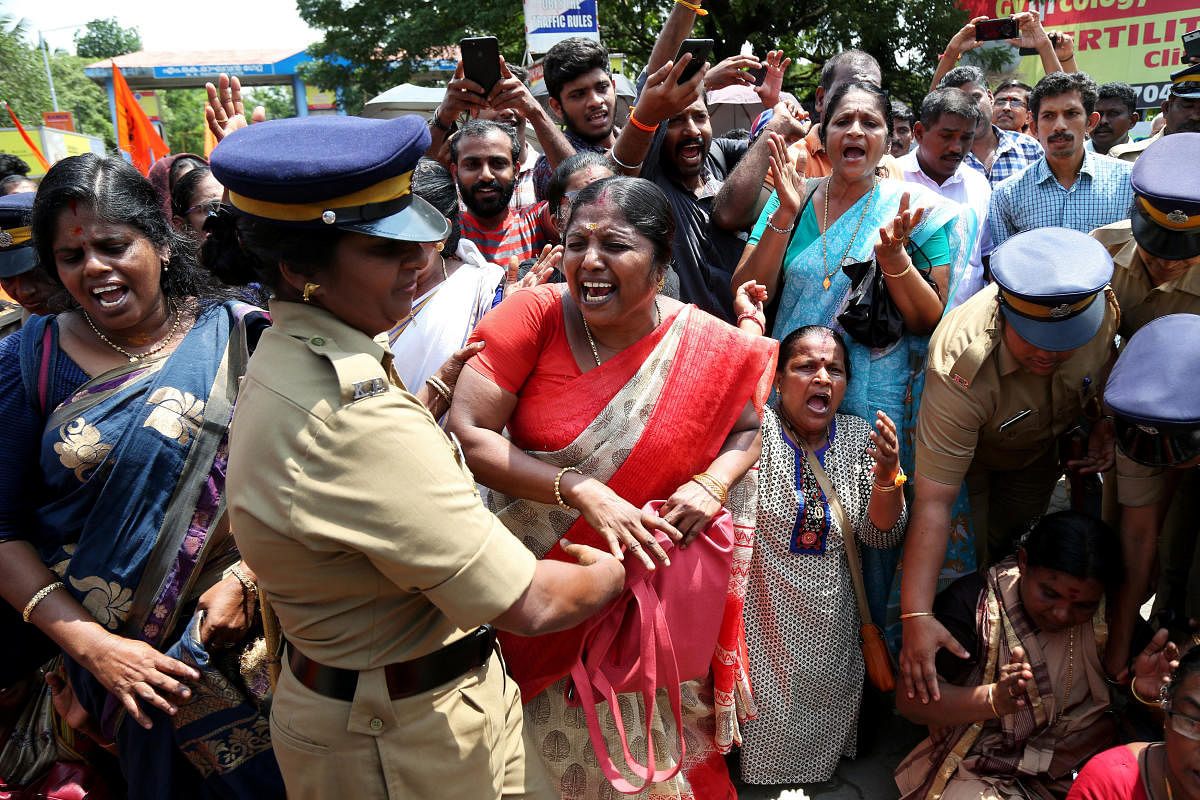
xmin=803 ymin=446 xmax=874 ymax=627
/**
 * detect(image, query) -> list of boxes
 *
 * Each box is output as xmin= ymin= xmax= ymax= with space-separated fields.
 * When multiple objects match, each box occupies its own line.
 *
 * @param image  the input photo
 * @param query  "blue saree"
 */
xmin=17 ymin=301 xmax=283 ymax=800
xmin=751 ymin=179 xmax=978 ymax=640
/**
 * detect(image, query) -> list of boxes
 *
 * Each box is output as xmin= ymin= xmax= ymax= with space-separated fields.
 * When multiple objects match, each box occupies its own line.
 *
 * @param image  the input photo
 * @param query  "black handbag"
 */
xmin=836 ymin=239 xmax=938 ymax=350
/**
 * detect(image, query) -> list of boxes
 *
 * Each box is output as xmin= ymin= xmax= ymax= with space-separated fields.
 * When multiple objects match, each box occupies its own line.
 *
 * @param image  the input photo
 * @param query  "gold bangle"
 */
xmin=987 ymin=683 xmax=1002 ymax=718
xmin=23 ymin=581 xmax=65 ymax=623
xmin=554 ymin=466 xmax=583 ymax=511
xmin=899 ymin=611 xmax=935 ymax=620
xmin=229 ymin=564 xmax=258 ymax=600
xmin=424 ymin=375 xmax=453 ymax=406
xmin=873 ymin=467 xmax=907 ymax=491
xmin=692 ymin=472 xmax=728 ymax=504
xmin=1130 ymin=678 xmax=1162 ymax=707
xmin=880 ymin=263 xmax=913 ymax=279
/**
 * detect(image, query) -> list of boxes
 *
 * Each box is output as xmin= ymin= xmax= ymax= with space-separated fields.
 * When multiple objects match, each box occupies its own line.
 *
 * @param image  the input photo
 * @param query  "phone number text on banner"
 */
xmin=525 ymin=0 xmax=601 ymax=54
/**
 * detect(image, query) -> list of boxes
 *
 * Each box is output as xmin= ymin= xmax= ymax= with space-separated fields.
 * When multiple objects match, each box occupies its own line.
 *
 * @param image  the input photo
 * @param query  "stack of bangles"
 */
xmin=873 ymin=468 xmax=907 ymax=492
xmin=23 ymin=581 xmax=65 ymax=623
xmin=692 ymin=472 xmax=728 ymax=505
xmin=425 ymin=374 xmax=453 ymax=406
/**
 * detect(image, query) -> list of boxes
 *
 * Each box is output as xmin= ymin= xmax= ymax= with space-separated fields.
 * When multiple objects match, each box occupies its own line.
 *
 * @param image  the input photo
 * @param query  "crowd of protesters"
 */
xmin=2 ymin=3 xmax=1200 ymax=798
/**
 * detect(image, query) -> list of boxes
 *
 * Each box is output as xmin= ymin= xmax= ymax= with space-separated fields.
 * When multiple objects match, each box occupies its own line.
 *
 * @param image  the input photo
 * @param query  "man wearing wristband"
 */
xmin=899 ymin=227 xmax=1119 ymax=707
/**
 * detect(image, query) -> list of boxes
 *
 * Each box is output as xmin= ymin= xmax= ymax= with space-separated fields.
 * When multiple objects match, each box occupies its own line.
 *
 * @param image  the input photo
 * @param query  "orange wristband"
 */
xmin=626 ymin=107 xmax=658 ymax=133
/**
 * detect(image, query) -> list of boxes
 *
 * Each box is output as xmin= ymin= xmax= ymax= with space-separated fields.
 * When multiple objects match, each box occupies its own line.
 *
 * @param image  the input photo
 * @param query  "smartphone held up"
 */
xmin=460 ymin=36 xmax=501 ymax=94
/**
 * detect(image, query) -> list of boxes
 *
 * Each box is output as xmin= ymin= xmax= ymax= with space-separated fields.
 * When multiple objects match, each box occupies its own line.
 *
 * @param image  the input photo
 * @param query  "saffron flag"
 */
xmin=2 ymin=102 xmax=50 ymax=171
xmin=112 ymin=63 xmax=169 ymax=175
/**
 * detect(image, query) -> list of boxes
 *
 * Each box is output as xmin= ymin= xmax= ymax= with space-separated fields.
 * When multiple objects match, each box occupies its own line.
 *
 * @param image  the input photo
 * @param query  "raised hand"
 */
xmin=948 ymin=16 xmax=991 ymax=55
xmin=1131 ymin=628 xmax=1180 ymax=702
xmin=868 ymin=410 xmax=900 ymax=484
xmin=733 ymin=280 xmax=768 ymax=333
xmin=768 ymin=132 xmax=805 ymax=219
xmin=504 ymin=245 xmax=562 ymax=298
xmin=756 ymin=50 xmax=792 ymax=109
xmin=205 ymin=74 xmax=265 ymax=143
xmin=630 ymin=54 xmax=708 ymax=128
xmin=991 ymin=646 xmax=1034 ymax=716
xmin=487 ymin=56 xmax=540 ymax=118
xmin=875 ymin=192 xmax=927 ymax=263
xmin=703 ymin=54 xmax=760 ymax=91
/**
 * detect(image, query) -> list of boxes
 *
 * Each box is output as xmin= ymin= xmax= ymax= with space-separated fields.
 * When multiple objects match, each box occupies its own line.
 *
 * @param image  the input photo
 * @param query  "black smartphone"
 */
xmin=974 ymin=17 xmax=1019 ymax=41
xmin=675 ymin=38 xmax=714 ymax=84
xmin=460 ymin=36 xmax=501 ymax=94
xmin=1019 ymin=30 xmax=1059 ymax=56
xmin=745 ymin=63 xmax=768 ymax=87
xmin=1184 ymin=29 xmax=1200 ymax=60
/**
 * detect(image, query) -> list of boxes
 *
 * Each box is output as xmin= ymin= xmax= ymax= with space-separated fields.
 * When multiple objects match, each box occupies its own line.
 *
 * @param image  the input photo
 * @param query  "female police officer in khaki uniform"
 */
xmin=205 ymin=115 xmax=625 ymax=799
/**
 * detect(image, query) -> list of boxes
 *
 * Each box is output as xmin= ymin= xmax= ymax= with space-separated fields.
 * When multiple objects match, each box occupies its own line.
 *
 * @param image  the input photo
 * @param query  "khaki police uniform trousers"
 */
xmin=270 ymin=651 xmax=555 ymax=799
xmin=966 ymin=447 xmax=1062 ymax=567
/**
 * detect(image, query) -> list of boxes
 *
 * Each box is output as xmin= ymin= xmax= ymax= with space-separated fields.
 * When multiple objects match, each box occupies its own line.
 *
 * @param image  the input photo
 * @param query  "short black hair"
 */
xmin=0 ymin=174 xmax=33 ymax=195
xmin=0 ymin=154 xmax=31 ymax=181
xmin=1019 ymin=510 xmax=1122 ymax=591
xmin=819 ymin=81 xmax=894 ymax=145
xmin=818 ymin=50 xmax=881 ymax=92
xmin=543 ymin=37 xmax=610 ymax=102
xmin=723 ymin=127 xmax=751 ymax=140
xmin=1166 ymin=645 xmax=1200 ymax=707
xmin=449 ymin=118 xmax=521 ymax=166
xmin=938 ymin=65 xmax=987 ymax=91
xmin=994 ymin=78 xmax=1032 ymax=97
xmin=777 ymin=325 xmax=852 ymax=384
xmin=891 ymin=100 xmax=915 ymax=124
xmin=547 ymin=150 xmax=612 ymax=212
xmin=919 ymin=87 xmax=983 ymax=129
xmin=1031 ymin=71 xmax=1099 ymax=118
xmin=170 ymin=166 xmax=214 ymax=218
xmin=1097 ymin=81 xmax=1137 ymax=116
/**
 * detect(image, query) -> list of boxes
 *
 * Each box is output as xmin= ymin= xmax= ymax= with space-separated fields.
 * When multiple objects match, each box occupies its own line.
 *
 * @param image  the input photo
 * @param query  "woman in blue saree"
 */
xmin=732 ymin=81 xmax=979 ymax=637
xmin=0 ymin=154 xmax=283 ymax=799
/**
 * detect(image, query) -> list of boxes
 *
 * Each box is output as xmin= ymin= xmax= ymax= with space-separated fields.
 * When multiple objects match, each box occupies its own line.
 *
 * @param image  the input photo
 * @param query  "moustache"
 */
xmin=1047 ymin=133 xmax=1074 ymax=143
xmin=675 ymin=137 xmax=705 ymax=152
xmin=471 ymin=180 xmax=502 ymax=194
xmin=1093 ymin=124 xmax=1112 ymax=135
xmin=1178 ymin=120 xmax=1200 ymax=133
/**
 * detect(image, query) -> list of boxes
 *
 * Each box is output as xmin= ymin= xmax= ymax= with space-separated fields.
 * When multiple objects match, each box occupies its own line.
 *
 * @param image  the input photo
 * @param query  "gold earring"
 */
xmin=657 ymin=276 xmax=666 ymax=292
xmin=435 ymin=240 xmax=446 ymax=253
xmin=303 ymin=282 xmax=320 ymax=303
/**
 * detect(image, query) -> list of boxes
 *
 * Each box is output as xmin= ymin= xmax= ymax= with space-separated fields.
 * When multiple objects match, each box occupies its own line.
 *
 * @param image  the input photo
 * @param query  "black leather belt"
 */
xmin=287 ymin=625 xmax=497 ymax=702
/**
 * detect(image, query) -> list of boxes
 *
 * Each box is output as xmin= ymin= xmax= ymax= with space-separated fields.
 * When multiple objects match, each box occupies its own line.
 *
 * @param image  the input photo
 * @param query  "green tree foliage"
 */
xmin=160 ymin=88 xmax=208 ymax=156
xmin=244 ymin=86 xmax=298 ymax=122
xmin=298 ymin=0 xmax=968 ymax=114
xmin=0 ymin=14 xmax=114 ymax=149
xmin=73 ymin=17 xmax=142 ymax=60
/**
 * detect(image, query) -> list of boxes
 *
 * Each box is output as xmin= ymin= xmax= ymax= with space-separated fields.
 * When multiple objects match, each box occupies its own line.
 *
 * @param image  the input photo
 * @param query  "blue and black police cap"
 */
xmin=1170 ymin=63 xmax=1200 ymax=100
xmin=209 ymin=115 xmax=449 ymax=242
xmin=1129 ymin=132 xmax=1200 ymax=262
xmin=0 ymin=191 xmax=36 ymax=279
xmin=1106 ymin=313 xmax=1200 ymax=467
xmin=991 ymin=227 xmax=1113 ymax=353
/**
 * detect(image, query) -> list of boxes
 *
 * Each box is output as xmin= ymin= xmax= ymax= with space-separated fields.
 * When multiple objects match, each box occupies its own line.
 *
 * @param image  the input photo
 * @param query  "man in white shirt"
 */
xmin=898 ymin=87 xmax=993 ymax=309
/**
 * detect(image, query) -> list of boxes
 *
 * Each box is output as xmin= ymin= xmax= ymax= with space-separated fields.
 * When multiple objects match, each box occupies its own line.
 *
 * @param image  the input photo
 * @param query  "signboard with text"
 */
xmin=524 ymin=0 xmax=600 ymax=54
xmin=960 ymin=0 xmax=1200 ymax=108
xmin=42 ymin=111 xmax=75 ymax=132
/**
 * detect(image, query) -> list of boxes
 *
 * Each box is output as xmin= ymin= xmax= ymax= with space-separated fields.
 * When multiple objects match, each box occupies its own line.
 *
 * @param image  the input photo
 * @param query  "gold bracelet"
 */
xmin=23 ymin=581 xmax=65 ymax=623
xmin=880 ymin=263 xmax=913 ymax=279
xmin=873 ymin=467 xmax=907 ymax=491
xmin=229 ymin=563 xmax=258 ymax=600
xmin=424 ymin=375 xmax=453 ymax=406
xmin=899 ymin=611 xmax=935 ymax=620
xmin=987 ymin=683 xmax=1002 ymax=718
xmin=692 ymin=472 xmax=728 ymax=505
xmin=554 ymin=466 xmax=583 ymax=511
xmin=1130 ymin=678 xmax=1162 ymax=707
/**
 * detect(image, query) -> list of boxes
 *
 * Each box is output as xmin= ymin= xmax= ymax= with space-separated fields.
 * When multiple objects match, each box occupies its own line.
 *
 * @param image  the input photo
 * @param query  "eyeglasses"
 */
xmin=185 ymin=200 xmax=223 ymax=217
xmin=1114 ymin=416 xmax=1200 ymax=467
xmin=1167 ymin=708 xmax=1200 ymax=741
xmin=994 ymin=98 xmax=1028 ymax=108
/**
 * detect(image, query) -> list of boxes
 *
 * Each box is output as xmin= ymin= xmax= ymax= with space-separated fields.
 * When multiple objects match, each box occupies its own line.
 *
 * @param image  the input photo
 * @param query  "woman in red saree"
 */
xmin=449 ymin=177 xmax=776 ymax=799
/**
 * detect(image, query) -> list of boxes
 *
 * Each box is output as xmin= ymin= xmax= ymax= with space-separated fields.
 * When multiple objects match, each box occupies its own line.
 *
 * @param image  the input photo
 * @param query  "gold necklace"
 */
xmin=83 ymin=310 xmax=182 ymax=363
xmin=821 ymin=175 xmax=878 ymax=291
xmin=581 ymin=299 xmax=660 ymax=367
xmin=1051 ymin=627 xmax=1076 ymax=726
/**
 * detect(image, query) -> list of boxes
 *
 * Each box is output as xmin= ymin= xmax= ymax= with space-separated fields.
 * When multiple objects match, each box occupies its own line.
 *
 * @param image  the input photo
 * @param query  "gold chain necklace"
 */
xmin=1051 ymin=626 xmax=1076 ymax=726
xmin=83 ymin=310 xmax=182 ymax=363
xmin=821 ymin=175 xmax=878 ymax=291
xmin=581 ymin=299 xmax=660 ymax=367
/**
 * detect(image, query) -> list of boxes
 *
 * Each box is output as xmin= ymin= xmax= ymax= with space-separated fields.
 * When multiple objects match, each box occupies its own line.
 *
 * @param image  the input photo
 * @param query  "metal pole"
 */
xmin=40 ymin=32 xmax=60 ymax=112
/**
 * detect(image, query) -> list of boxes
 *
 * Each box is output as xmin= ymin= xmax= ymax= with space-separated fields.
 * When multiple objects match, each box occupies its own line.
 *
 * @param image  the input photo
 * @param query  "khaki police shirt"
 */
xmin=916 ymin=284 xmax=1119 ymax=486
xmin=1092 ymin=220 xmax=1200 ymax=504
xmin=1107 ymin=130 xmax=1160 ymax=163
xmin=227 ymin=300 xmax=537 ymax=669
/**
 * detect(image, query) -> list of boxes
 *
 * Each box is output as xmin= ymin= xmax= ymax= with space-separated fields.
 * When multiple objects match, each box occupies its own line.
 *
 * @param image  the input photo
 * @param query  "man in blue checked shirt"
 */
xmin=938 ymin=65 xmax=1043 ymax=189
xmin=988 ymin=71 xmax=1133 ymax=248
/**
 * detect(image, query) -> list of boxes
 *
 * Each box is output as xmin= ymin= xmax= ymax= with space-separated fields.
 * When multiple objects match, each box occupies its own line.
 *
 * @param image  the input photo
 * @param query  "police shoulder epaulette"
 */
xmin=946 ymin=330 xmax=999 ymax=392
xmin=303 ymin=336 xmax=389 ymax=404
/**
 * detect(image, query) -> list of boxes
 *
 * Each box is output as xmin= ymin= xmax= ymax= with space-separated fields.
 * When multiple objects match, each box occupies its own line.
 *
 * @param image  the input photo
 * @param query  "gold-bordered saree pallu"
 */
xmin=488 ymin=305 xmax=776 ymax=799
xmin=16 ymin=302 xmax=284 ymax=800
xmin=895 ymin=557 xmax=1114 ymax=800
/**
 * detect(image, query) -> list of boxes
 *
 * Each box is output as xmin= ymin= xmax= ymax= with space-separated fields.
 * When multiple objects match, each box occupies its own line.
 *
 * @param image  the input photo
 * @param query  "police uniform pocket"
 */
xmin=270 ymin=710 xmax=332 ymax=756
xmin=998 ymin=408 xmax=1041 ymax=441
